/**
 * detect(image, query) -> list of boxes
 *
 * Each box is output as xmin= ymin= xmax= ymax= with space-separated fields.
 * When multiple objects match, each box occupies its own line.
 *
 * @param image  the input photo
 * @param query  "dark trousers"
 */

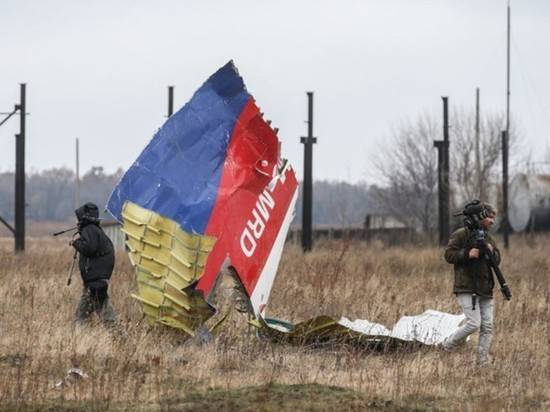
xmin=74 ymin=279 xmax=117 ymax=324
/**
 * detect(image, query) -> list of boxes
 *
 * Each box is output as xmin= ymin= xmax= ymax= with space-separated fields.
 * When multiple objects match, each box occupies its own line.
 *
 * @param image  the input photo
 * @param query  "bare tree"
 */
xmin=451 ymin=109 xmax=520 ymax=204
xmin=372 ymin=109 xmax=522 ymax=235
xmin=372 ymin=113 xmax=439 ymax=234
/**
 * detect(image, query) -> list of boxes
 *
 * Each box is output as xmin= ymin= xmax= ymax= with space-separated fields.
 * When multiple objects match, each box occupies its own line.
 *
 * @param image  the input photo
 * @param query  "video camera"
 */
xmin=454 ymin=200 xmax=491 ymax=232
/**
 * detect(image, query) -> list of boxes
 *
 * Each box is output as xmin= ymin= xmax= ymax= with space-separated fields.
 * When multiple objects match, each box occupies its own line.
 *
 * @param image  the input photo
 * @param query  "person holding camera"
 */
xmin=442 ymin=201 xmax=500 ymax=365
xmin=70 ymin=202 xmax=117 ymax=325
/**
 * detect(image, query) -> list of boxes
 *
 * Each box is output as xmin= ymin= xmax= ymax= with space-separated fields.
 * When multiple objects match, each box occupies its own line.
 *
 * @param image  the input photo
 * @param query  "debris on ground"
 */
xmin=53 ymin=367 xmax=89 ymax=390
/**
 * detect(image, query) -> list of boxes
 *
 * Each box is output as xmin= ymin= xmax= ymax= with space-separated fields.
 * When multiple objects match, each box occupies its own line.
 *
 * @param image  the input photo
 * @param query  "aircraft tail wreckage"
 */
xmin=107 ymin=61 xmax=463 ymax=347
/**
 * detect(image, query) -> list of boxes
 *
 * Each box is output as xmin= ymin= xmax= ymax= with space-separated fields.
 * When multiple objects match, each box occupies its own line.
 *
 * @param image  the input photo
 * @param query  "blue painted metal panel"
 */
xmin=107 ymin=61 xmax=250 ymax=234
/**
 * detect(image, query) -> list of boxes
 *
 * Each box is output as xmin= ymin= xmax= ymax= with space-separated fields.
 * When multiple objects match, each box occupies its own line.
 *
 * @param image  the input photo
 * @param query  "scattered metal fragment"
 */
xmin=251 ymin=310 xmax=465 ymax=348
xmin=53 ymin=367 xmax=89 ymax=390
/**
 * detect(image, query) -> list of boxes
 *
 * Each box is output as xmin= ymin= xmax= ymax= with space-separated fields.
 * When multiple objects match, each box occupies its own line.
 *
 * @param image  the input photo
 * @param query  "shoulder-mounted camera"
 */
xmin=453 ymin=199 xmax=491 ymax=232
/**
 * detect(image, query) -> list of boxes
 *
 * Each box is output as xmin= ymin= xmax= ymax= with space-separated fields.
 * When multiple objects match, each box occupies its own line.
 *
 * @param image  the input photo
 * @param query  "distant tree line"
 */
xmin=294 ymin=180 xmax=370 ymax=227
xmin=0 ymin=167 xmax=371 ymax=226
xmin=0 ymin=167 xmax=123 ymax=222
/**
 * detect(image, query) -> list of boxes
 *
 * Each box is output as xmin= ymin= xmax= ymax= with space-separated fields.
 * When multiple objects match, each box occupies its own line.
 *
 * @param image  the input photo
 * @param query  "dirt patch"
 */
xmin=173 ymin=383 xmax=441 ymax=412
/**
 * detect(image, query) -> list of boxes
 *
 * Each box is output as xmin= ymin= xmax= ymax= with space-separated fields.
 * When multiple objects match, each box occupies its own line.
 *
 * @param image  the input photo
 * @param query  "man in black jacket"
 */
xmin=71 ymin=202 xmax=117 ymax=325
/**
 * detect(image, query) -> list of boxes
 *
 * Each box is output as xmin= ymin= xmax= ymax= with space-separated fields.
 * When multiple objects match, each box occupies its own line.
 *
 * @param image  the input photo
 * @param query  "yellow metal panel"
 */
xmin=141 ymin=243 xmax=171 ymax=266
xmin=128 ymin=251 xmax=139 ymax=267
xmin=149 ymin=213 xmax=177 ymax=234
xmin=122 ymin=201 xmax=217 ymax=336
xmin=158 ymin=317 xmax=195 ymax=336
xmin=136 ymin=267 xmax=162 ymax=280
xmin=136 ymin=274 xmax=162 ymax=290
xmin=143 ymin=229 xmax=173 ymax=249
xmin=171 ymin=240 xmax=199 ymax=266
xmin=126 ymin=236 xmax=144 ymax=253
xmin=195 ymin=253 xmax=210 ymax=269
xmin=136 ymin=283 xmax=164 ymax=306
xmin=142 ymin=237 xmax=162 ymax=248
xmin=121 ymin=222 xmax=146 ymax=239
xmin=131 ymin=293 xmax=160 ymax=308
xmin=170 ymin=253 xmax=199 ymax=281
xmin=170 ymin=250 xmax=194 ymax=269
xmin=136 ymin=254 xmax=167 ymax=276
xmin=168 ymin=261 xmax=195 ymax=283
xmin=173 ymin=229 xmax=202 ymax=250
xmin=164 ymin=270 xmax=190 ymax=291
xmin=123 ymin=202 xmax=153 ymax=223
xmin=164 ymin=292 xmax=192 ymax=311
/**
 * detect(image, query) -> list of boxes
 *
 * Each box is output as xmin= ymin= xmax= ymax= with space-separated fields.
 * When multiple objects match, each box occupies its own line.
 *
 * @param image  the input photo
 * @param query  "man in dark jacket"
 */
xmin=71 ymin=202 xmax=117 ymax=325
xmin=442 ymin=202 xmax=500 ymax=365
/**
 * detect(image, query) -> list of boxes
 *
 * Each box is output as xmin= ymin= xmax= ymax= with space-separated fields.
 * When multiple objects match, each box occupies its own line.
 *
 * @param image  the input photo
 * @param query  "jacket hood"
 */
xmin=75 ymin=202 xmax=100 ymax=222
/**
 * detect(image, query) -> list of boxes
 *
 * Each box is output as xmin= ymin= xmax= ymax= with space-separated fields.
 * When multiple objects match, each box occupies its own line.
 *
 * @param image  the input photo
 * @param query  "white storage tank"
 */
xmin=509 ymin=174 xmax=550 ymax=232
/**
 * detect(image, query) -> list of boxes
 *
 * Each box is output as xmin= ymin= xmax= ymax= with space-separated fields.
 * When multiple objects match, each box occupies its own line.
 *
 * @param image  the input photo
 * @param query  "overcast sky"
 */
xmin=1 ymin=0 xmax=549 ymax=183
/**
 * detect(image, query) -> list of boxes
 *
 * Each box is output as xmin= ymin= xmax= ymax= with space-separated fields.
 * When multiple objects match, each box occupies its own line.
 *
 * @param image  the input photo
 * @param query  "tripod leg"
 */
xmin=67 ymin=251 xmax=78 ymax=286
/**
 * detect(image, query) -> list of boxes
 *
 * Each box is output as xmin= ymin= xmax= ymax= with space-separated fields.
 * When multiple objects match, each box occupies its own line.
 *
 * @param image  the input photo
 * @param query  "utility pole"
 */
xmin=502 ymin=131 xmax=509 ymax=248
xmin=503 ymin=2 xmax=511 ymax=249
xmin=300 ymin=92 xmax=316 ymax=252
xmin=475 ymin=88 xmax=482 ymax=200
xmin=75 ymin=138 xmax=80 ymax=209
xmin=434 ymin=96 xmax=450 ymax=246
xmin=0 ymin=84 xmax=27 ymax=252
xmin=168 ymin=86 xmax=174 ymax=117
xmin=506 ymin=3 xmax=511 ymax=150
xmin=14 ymin=84 xmax=26 ymax=252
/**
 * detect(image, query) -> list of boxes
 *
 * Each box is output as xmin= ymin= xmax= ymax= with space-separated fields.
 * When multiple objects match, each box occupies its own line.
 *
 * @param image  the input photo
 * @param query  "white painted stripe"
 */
xmin=250 ymin=186 xmax=298 ymax=317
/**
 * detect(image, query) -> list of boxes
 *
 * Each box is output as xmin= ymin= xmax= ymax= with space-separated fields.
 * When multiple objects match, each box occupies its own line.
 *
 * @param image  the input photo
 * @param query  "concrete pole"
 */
xmin=300 ymin=92 xmax=317 ymax=252
xmin=14 ymin=83 xmax=26 ymax=252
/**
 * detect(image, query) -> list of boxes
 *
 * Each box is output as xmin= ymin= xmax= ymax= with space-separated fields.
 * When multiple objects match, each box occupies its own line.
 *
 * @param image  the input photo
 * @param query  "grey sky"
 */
xmin=1 ymin=0 xmax=549 ymax=183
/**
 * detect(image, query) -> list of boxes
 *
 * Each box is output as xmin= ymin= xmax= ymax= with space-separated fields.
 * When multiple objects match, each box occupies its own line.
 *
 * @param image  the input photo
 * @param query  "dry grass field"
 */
xmin=0 ymin=235 xmax=549 ymax=411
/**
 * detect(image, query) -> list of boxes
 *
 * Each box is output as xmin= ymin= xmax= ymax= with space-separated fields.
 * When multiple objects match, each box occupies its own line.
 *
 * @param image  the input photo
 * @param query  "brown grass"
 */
xmin=0 ymin=234 xmax=549 ymax=411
